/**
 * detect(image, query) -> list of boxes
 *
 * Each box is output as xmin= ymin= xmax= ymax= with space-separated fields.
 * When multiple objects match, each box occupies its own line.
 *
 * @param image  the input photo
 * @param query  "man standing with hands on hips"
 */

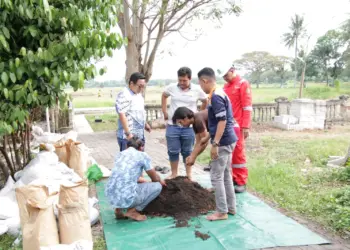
xmin=223 ymin=66 xmax=252 ymax=193
xmin=115 ymin=72 xmax=152 ymax=152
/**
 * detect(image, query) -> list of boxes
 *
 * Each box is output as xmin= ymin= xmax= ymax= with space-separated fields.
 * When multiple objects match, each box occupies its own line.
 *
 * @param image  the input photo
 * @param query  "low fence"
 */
xmin=72 ymin=95 xmax=350 ymax=129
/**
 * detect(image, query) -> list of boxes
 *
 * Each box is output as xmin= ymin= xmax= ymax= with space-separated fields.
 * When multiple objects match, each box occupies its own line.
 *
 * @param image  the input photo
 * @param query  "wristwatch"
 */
xmin=211 ymin=140 xmax=220 ymax=147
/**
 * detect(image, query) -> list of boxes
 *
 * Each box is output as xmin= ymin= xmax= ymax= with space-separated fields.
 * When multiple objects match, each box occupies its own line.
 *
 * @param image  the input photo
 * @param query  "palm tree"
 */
xmin=282 ymin=14 xmax=306 ymax=88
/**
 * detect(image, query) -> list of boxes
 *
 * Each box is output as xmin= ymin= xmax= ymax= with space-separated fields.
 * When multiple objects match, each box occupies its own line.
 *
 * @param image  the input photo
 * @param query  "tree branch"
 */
xmin=143 ymin=0 xmax=168 ymax=80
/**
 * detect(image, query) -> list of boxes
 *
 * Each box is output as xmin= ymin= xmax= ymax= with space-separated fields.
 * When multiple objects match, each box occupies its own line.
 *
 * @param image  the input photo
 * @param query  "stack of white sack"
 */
xmin=31 ymin=125 xmax=78 ymax=148
xmin=0 ymin=128 xmax=100 ymax=242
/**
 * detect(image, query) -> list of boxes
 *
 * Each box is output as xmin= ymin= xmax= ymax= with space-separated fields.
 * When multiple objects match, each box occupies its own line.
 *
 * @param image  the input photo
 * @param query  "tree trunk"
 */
xmin=11 ymin=133 xmax=21 ymax=169
xmin=294 ymin=38 xmax=298 ymax=88
xmin=125 ymin=40 xmax=141 ymax=82
xmin=299 ymin=63 xmax=306 ymax=98
xmin=0 ymin=159 xmax=9 ymax=181
xmin=26 ymin=121 xmax=31 ymax=165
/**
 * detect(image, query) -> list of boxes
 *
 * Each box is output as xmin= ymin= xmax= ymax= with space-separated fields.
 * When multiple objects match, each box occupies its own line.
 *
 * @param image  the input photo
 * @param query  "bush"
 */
xmin=334 ymin=80 xmax=341 ymax=92
xmin=326 ymin=187 xmax=350 ymax=233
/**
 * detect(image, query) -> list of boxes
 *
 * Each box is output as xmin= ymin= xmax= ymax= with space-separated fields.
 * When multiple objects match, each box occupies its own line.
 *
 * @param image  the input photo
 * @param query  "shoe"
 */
xmin=234 ymin=185 xmax=246 ymax=193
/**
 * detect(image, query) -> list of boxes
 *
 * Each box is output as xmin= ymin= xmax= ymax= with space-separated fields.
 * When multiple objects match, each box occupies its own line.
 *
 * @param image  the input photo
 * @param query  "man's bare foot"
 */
xmin=165 ymin=174 xmax=177 ymax=179
xmin=206 ymin=212 xmax=228 ymax=221
xmin=114 ymin=208 xmax=126 ymax=219
xmin=228 ymin=210 xmax=236 ymax=215
xmin=125 ymin=208 xmax=147 ymax=221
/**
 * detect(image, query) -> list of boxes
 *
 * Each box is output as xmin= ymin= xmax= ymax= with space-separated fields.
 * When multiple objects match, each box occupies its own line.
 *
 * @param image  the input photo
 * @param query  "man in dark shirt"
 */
xmin=172 ymin=107 xmax=210 ymax=179
xmin=197 ymin=67 xmax=238 ymax=221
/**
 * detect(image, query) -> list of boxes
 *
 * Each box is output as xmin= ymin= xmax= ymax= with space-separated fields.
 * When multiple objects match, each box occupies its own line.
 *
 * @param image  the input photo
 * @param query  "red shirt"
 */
xmin=223 ymin=75 xmax=252 ymax=129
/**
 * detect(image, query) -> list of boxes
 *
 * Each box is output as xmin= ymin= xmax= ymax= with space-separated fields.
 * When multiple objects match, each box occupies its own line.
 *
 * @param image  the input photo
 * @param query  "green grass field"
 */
xmin=85 ymin=114 xmax=118 ymax=132
xmin=197 ymin=133 xmax=350 ymax=235
xmin=68 ymin=82 xmax=350 ymax=109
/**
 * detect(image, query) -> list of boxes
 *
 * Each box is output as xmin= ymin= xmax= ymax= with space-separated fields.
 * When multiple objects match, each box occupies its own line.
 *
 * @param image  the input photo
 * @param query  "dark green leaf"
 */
xmin=19 ymin=47 xmax=26 ymax=56
xmin=2 ymin=27 xmax=10 ymax=39
xmin=28 ymin=26 xmax=38 ymax=37
xmin=27 ymin=50 xmax=35 ymax=62
xmin=3 ymin=88 xmax=8 ymax=99
xmin=0 ymin=34 xmax=9 ymax=52
xmin=9 ymin=73 xmax=16 ymax=83
xmin=44 ymin=67 xmax=50 ymax=77
xmin=27 ymin=94 xmax=32 ymax=104
xmin=16 ymin=67 xmax=24 ymax=80
xmin=15 ymin=58 xmax=20 ymax=67
xmin=15 ymin=90 xmax=22 ymax=101
xmin=12 ymin=84 xmax=22 ymax=91
xmin=1 ymin=72 xmax=8 ymax=85
xmin=8 ymin=90 xmax=14 ymax=101
xmin=18 ymin=5 xmax=24 ymax=16
xmin=78 ymin=71 xmax=85 ymax=85
xmin=0 ymin=62 xmax=4 ymax=71
xmin=26 ymin=8 xmax=33 ymax=19
xmin=107 ymin=48 xmax=113 ymax=57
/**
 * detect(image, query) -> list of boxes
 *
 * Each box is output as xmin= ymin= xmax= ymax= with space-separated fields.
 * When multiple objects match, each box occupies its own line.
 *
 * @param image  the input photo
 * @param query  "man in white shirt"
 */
xmin=161 ymin=67 xmax=208 ymax=179
xmin=115 ymin=72 xmax=151 ymax=151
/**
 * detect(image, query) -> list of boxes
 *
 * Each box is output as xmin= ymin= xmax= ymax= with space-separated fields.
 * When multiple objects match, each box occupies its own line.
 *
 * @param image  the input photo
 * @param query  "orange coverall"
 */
xmin=223 ymin=75 xmax=252 ymax=186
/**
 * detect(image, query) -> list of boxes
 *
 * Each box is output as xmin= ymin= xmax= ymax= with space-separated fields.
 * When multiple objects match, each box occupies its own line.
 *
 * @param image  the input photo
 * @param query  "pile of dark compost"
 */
xmin=143 ymin=176 xmax=215 ymax=226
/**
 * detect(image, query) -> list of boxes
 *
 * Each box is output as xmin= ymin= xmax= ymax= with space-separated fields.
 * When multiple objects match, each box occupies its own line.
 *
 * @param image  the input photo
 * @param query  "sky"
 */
xmin=95 ymin=0 xmax=350 ymax=81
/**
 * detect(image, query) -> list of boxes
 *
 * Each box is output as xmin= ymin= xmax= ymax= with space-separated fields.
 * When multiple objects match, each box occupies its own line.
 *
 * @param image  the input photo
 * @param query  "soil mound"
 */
xmin=143 ymin=176 xmax=215 ymax=224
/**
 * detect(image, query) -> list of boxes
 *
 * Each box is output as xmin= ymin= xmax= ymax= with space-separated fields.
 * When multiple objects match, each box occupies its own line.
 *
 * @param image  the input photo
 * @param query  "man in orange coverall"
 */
xmin=223 ymin=66 xmax=252 ymax=193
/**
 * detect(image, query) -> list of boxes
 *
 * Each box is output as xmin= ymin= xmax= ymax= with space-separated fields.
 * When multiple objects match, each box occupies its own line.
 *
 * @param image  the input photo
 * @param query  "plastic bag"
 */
xmin=32 ymin=125 xmax=44 ymax=136
xmin=86 ymin=164 xmax=103 ymax=183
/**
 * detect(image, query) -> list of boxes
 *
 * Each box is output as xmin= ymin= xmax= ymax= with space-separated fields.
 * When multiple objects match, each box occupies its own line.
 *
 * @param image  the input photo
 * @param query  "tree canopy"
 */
xmin=0 ymin=0 xmax=124 ymax=177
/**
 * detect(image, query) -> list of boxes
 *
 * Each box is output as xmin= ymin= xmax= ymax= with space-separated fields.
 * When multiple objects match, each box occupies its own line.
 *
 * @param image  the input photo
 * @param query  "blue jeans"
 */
xmin=117 ymin=137 xmax=145 ymax=152
xmin=130 ymin=182 xmax=162 ymax=211
xmin=166 ymin=125 xmax=195 ymax=163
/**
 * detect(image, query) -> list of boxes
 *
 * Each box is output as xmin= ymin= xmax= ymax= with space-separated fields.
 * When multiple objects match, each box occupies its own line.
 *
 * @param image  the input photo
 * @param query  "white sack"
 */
xmin=0 ymin=224 xmax=8 ymax=236
xmin=14 ymin=170 xmax=23 ymax=181
xmin=63 ymin=131 xmax=78 ymax=142
xmin=32 ymin=125 xmax=44 ymax=136
xmin=0 ymin=176 xmax=15 ymax=197
xmin=4 ymin=217 xmax=21 ymax=237
xmin=89 ymin=207 xmax=99 ymax=226
xmin=98 ymin=165 xmax=111 ymax=178
xmin=40 ymin=240 xmax=93 ymax=250
xmin=0 ymin=196 xmax=19 ymax=219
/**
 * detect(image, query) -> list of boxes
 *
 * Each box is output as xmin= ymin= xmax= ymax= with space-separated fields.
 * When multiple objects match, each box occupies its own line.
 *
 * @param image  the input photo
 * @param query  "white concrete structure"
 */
xmin=273 ymin=99 xmax=327 ymax=130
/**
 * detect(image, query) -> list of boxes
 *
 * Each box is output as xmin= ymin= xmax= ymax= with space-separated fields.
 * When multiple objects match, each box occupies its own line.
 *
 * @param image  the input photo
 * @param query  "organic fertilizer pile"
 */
xmin=143 ymin=176 xmax=216 ymax=225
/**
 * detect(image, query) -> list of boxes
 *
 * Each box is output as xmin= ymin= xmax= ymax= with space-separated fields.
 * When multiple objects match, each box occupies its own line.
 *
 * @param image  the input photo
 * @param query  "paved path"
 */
xmin=73 ymin=114 xmax=94 ymax=133
xmin=78 ymin=129 xmax=350 ymax=250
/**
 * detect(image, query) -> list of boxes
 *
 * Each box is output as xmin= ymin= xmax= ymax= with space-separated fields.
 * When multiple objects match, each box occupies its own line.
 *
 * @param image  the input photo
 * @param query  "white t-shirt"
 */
xmin=164 ymin=83 xmax=207 ymax=125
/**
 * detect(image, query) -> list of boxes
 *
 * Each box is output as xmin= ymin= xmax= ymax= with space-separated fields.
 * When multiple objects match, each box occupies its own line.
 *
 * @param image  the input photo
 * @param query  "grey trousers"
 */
xmin=209 ymin=143 xmax=237 ymax=214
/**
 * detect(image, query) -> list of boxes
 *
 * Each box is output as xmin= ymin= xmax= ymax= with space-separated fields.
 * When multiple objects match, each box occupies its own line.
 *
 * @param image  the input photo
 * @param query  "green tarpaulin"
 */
xmin=96 ymin=174 xmax=329 ymax=250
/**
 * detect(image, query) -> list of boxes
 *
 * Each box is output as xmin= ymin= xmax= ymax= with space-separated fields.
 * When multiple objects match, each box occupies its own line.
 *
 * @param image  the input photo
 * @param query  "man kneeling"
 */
xmin=105 ymin=137 xmax=166 ymax=221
